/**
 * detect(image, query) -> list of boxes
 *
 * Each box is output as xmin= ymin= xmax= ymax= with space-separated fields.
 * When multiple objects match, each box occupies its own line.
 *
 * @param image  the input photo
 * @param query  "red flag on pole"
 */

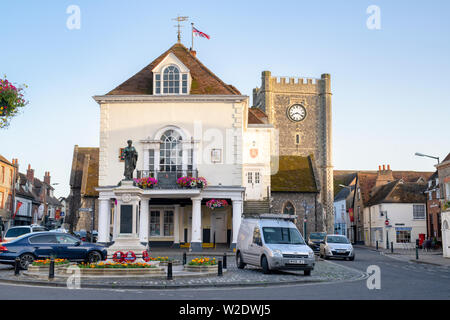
xmin=13 ymin=201 xmax=22 ymax=220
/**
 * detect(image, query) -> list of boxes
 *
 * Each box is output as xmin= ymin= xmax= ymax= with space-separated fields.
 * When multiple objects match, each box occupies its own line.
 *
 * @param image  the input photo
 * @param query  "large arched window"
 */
xmin=154 ymin=65 xmax=189 ymax=95
xmin=159 ymin=130 xmax=182 ymax=172
xmin=283 ymin=201 xmax=295 ymax=215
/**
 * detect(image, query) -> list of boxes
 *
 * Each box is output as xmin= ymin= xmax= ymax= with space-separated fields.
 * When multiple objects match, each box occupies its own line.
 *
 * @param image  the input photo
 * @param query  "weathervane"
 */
xmin=172 ymin=15 xmax=189 ymax=43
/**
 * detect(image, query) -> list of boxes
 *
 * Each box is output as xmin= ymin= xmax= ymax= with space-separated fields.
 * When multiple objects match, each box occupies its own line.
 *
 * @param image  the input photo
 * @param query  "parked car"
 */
xmin=1 ymin=225 xmax=48 ymax=243
xmin=319 ymin=234 xmax=355 ymax=261
xmin=49 ymin=227 xmax=69 ymax=233
xmin=307 ymin=232 xmax=327 ymax=253
xmin=0 ymin=232 xmax=108 ymax=269
xmin=236 ymin=214 xmax=315 ymax=275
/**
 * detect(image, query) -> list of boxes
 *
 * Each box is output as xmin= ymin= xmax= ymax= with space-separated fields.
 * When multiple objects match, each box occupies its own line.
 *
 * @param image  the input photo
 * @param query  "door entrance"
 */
xmin=211 ymin=211 xmax=227 ymax=244
xmin=245 ymin=170 xmax=262 ymax=200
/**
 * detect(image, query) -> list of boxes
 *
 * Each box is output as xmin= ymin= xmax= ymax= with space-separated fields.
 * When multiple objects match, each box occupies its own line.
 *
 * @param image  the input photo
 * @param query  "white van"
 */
xmin=236 ymin=214 xmax=315 ymax=275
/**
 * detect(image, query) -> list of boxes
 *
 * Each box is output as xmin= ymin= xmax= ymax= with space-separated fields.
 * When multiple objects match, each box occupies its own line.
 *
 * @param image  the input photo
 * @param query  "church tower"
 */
xmin=253 ymin=71 xmax=334 ymax=233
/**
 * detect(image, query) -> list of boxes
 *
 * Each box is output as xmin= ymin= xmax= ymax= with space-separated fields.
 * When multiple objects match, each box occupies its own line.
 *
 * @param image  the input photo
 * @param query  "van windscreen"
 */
xmin=262 ymin=227 xmax=305 ymax=245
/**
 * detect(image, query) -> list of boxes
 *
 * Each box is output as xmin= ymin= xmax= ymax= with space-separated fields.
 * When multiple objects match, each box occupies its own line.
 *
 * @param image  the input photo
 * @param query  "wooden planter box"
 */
xmin=184 ymin=264 xmax=218 ymax=273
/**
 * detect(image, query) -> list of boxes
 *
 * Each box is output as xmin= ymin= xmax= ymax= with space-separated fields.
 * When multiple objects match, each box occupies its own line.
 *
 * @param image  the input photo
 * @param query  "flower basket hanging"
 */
xmin=206 ymin=199 xmax=229 ymax=210
xmin=0 ymin=77 xmax=28 ymax=128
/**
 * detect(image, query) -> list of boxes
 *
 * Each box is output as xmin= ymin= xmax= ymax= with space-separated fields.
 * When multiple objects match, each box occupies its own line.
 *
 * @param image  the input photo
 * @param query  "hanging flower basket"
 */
xmin=133 ymin=177 xmax=158 ymax=189
xmin=0 ymin=77 xmax=28 ymax=128
xmin=206 ymin=199 xmax=229 ymax=210
xmin=177 ymin=176 xmax=208 ymax=189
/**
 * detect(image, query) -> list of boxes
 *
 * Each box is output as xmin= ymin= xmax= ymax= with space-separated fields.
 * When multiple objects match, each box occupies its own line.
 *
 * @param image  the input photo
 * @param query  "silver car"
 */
xmin=319 ymin=234 xmax=355 ymax=261
xmin=236 ymin=215 xmax=315 ymax=275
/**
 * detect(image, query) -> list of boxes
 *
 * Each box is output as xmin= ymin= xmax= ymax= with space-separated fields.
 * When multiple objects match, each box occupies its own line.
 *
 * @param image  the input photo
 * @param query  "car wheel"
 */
xmin=19 ymin=253 xmax=35 ymax=270
xmin=261 ymin=256 xmax=271 ymax=274
xmin=304 ymin=269 xmax=311 ymax=276
xmin=236 ymin=252 xmax=246 ymax=269
xmin=87 ymin=251 xmax=102 ymax=263
xmin=349 ymin=256 xmax=355 ymax=261
xmin=324 ymin=254 xmax=329 ymax=260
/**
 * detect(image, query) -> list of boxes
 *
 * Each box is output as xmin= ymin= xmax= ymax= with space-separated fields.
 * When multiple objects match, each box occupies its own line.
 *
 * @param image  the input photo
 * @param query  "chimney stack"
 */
xmin=375 ymin=164 xmax=394 ymax=187
xmin=44 ymin=171 xmax=51 ymax=185
xmin=26 ymin=164 xmax=34 ymax=183
xmin=190 ymin=49 xmax=197 ymax=57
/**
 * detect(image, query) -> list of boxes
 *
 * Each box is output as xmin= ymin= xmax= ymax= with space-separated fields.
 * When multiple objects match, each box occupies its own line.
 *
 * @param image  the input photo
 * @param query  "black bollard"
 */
xmin=376 ymin=241 xmax=378 ymax=251
xmin=218 ymin=261 xmax=223 ymax=277
xmin=223 ymin=254 xmax=227 ymax=269
xmin=14 ymin=257 xmax=20 ymax=276
xmin=167 ymin=262 xmax=173 ymax=280
xmin=49 ymin=257 xmax=55 ymax=280
xmin=183 ymin=252 xmax=186 ymax=265
xmin=391 ymin=242 xmax=394 ymax=253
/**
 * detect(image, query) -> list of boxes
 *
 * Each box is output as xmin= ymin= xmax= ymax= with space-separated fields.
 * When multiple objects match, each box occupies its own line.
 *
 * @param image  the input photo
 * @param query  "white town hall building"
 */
xmin=93 ymin=41 xmax=333 ymax=252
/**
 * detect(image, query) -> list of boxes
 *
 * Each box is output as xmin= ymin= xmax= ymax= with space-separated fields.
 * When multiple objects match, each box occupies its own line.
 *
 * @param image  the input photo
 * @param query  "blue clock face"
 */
xmin=287 ymin=104 xmax=307 ymax=122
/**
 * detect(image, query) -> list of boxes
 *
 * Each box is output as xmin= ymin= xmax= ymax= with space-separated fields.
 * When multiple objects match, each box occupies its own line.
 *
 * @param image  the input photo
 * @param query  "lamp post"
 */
xmin=301 ymin=200 xmax=313 ymax=239
xmin=415 ymin=152 xmax=440 ymax=164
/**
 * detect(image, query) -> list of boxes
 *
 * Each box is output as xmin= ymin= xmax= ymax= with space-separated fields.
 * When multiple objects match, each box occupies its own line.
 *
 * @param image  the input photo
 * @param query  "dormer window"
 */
xmin=152 ymin=53 xmax=190 ymax=95
xmin=154 ymin=65 xmax=189 ymax=95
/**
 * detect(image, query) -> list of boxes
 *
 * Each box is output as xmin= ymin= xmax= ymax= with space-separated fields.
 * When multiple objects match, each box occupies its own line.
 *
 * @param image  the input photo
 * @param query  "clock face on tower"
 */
xmin=287 ymin=104 xmax=307 ymax=122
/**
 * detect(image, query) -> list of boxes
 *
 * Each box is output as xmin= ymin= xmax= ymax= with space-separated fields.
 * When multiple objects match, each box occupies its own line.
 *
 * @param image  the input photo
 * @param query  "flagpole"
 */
xmin=191 ymin=22 xmax=194 ymax=51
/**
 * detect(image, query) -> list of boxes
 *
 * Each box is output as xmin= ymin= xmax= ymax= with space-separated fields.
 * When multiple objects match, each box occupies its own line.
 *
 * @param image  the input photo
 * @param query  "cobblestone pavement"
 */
xmin=0 ymin=256 xmax=364 ymax=289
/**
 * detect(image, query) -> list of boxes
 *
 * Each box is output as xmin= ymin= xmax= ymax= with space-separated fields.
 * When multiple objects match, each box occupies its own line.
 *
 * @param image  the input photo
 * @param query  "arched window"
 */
xmin=159 ymin=130 xmax=182 ymax=172
xmin=283 ymin=201 xmax=295 ymax=215
xmin=154 ymin=65 xmax=189 ymax=95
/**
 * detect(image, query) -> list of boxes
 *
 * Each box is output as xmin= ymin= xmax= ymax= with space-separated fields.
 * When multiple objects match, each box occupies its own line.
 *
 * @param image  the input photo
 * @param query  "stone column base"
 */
xmin=190 ymin=242 xmax=203 ymax=252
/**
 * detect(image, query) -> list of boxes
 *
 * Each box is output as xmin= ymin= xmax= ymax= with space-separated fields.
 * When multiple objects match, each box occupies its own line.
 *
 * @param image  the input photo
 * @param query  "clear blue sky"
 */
xmin=1 ymin=0 xmax=449 ymax=198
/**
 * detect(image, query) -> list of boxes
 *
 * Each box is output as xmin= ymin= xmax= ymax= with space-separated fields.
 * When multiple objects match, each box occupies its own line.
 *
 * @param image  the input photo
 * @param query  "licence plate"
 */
xmin=289 ymin=259 xmax=305 ymax=264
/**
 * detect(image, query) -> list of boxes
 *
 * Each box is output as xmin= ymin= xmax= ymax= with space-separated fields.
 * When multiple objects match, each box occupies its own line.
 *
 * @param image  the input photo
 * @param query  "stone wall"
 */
xmin=271 ymin=192 xmax=324 ymax=235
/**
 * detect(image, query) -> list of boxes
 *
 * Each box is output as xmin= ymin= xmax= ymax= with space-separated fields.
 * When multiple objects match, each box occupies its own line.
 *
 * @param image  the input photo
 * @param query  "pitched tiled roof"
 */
xmin=107 ymin=43 xmax=240 ymax=96
xmin=271 ymin=156 xmax=318 ymax=193
xmin=248 ymin=107 xmax=268 ymax=124
xmin=334 ymin=170 xmax=433 ymax=206
xmin=366 ymin=180 xmax=427 ymax=206
xmin=0 ymin=154 xmax=12 ymax=166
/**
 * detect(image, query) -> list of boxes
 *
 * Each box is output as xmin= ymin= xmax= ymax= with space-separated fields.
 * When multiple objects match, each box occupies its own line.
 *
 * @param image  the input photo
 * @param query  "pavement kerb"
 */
xmin=379 ymin=251 xmax=446 ymax=267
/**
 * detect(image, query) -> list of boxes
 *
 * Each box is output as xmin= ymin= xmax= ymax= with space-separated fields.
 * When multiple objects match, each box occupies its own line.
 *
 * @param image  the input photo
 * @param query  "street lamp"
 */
xmin=415 ymin=152 xmax=440 ymax=164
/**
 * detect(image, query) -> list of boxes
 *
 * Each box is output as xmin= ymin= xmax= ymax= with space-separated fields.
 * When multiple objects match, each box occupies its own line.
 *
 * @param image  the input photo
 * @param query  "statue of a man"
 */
xmin=123 ymin=140 xmax=138 ymax=180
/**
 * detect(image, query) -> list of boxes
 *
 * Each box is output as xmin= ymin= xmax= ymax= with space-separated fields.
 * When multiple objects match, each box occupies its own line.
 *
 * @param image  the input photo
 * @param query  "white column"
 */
xmin=191 ymin=197 xmax=202 ymax=251
xmin=232 ymin=199 xmax=243 ymax=249
xmin=139 ymin=198 xmax=149 ymax=244
xmin=173 ymin=205 xmax=180 ymax=247
xmin=179 ymin=206 xmax=185 ymax=243
xmin=97 ymin=197 xmax=111 ymax=243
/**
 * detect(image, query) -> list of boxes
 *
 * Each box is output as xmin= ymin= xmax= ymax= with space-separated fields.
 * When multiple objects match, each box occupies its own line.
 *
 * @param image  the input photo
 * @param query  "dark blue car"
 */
xmin=0 ymin=232 xmax=108 ymax=269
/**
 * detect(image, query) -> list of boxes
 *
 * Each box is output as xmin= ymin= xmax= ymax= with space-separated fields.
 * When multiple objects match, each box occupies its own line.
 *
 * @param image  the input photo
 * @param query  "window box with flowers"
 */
xmin=206 ymin=199 xmax=229 ymax=210
xmin=176 ymin=177 xmax=207 ymax=189
xmin=0 ymin=77 xmax=28 ymax=129
xmin=134 ymin=177 xmax=158 ymax=189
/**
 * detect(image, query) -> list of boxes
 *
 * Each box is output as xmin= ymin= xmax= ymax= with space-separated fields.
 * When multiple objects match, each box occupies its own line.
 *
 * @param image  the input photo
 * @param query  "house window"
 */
xmin=182 ymin=74 xmax=188 ymax=94
xmin=396 ymin=229 xmax=411 ymax=243
xmin=254 ymin=172 xmax=260 ymax=184
xmin=163 ymin=211 xmax=174 ymax=236
xmin=150 ymin=211 xmax=160 ymax=236
xmin=436 ymin=188 xmax=440 ymax=200
xmin=160 ymin=130 xmax=183 ymax=172
xmin=154 ymin=65 xmax=189 ymax=95
xmin=149 ymin=149 xmax=155 ymax=172
xmin=248 ymin=172 xmax=253 ymax=184
xmin=283 ymin=201 xmax=295 ymax=215
xmin=413 ymin=205 xmax=425 ymax=220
